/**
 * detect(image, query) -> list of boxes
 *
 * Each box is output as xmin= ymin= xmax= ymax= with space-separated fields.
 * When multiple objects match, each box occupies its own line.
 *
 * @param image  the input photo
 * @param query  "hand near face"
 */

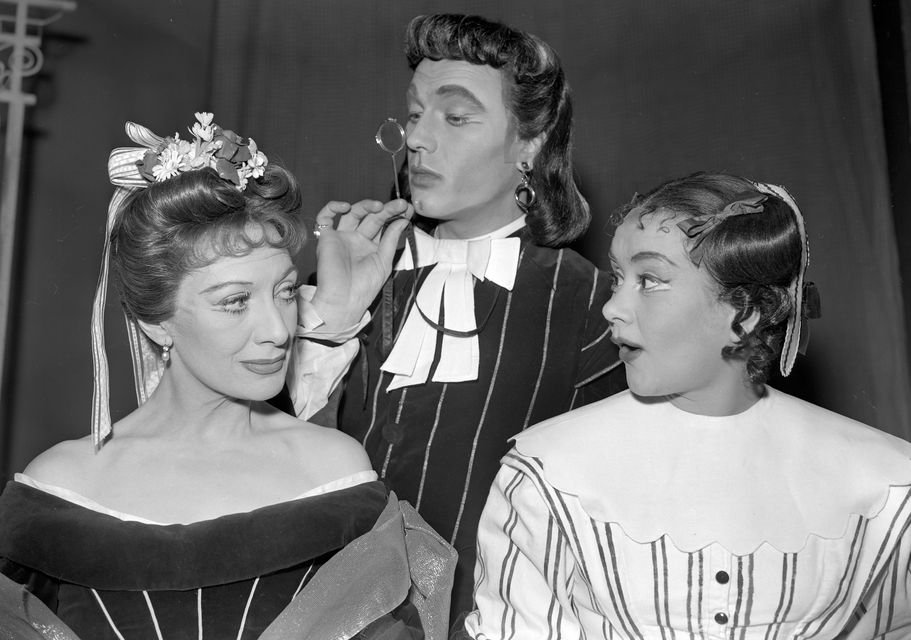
xmin=309 ymin=199 xmax=413 ymax=331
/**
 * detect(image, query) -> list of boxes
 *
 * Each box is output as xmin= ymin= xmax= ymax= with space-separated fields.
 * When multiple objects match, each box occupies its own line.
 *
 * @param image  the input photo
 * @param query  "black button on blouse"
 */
xmin=715 ymin=570 xmax=730 ymax=584
xmin=714 ymin=612 xmax=729 ymax=625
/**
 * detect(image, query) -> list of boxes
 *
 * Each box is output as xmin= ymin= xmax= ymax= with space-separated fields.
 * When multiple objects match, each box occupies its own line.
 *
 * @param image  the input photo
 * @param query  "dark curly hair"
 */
xmin=110 ymin=163 xmax=303 ymax=325
xmin=401 ymin=13 xmax=588 ymax=247
xmin=612 ymin=172 xmax=802 ymax=384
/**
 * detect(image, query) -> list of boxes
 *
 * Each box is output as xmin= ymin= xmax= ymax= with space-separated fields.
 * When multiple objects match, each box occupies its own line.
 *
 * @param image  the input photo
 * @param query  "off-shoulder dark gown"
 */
xmin=0 ymin=473 xmax=423 ymax=639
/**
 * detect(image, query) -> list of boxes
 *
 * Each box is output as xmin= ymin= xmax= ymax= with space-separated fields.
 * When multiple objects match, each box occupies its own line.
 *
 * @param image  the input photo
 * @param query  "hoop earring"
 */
xmin=161 ymin=343 xmax=171 ymax=363
xmin=514 ymin=162 xmax=537 ymax=212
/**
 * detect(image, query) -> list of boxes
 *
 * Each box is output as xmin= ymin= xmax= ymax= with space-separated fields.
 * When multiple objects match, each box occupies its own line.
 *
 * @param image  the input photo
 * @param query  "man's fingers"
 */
xmin=335 ymin=199 xmax=385 ymax=232
xmin=315 ymin=201 xmax=352 ymax=223
xmin=377 ymin=218 xmax=411 ymax=262
xmin=339 ymin=199 xmax=412 ymax=241
xmin=312 ymin=201 xmax=353 ymax=238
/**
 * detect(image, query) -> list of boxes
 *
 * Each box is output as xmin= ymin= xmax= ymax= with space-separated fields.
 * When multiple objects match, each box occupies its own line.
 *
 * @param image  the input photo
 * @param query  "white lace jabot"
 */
xmin=512 ymin=388 xmax=911 ymax=554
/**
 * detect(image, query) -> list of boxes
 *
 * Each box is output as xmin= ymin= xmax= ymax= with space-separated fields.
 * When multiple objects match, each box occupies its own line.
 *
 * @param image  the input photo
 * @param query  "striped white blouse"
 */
xmin=465 ymin=389 xmax=911 ymax=639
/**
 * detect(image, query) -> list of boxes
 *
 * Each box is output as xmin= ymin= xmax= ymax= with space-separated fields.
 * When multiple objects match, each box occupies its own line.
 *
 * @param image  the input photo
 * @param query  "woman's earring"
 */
xmin=161 ymin=343 xmax=171 ymax=363
xmin=514 ymin=161 xmax=537 ymax=212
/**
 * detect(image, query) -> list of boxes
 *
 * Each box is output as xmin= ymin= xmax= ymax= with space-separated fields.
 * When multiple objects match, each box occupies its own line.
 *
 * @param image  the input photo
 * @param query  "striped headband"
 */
xmin=90 ymin=113 xmax=268 ymax=448
xmin=751 ymin=181 xmax=819 ymax=377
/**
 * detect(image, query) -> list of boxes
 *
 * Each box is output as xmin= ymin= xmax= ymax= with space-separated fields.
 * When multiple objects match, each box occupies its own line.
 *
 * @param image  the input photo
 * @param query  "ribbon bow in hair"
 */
xmin=676 ymin=193 xmax=767 ymax=266
xmin=91 ymin=123 xmax=167 ymax=448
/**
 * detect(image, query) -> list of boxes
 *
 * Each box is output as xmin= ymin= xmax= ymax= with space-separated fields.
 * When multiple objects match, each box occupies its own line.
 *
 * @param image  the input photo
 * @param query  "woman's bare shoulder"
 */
xmin=307 ymin=423 xmax=372 ymax=469
xmin=21 ymin=435 xmax=99 ymax=489
xmin=265 ymin=410 xmax=371 ymax=474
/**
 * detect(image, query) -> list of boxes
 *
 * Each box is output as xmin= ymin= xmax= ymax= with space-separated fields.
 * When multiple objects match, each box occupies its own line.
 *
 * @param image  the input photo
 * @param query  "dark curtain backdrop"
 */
xmin=209 ymin=0 xmax=911 ymax=433
xmin=3 ymin=0 xmax=909 ymax=478
xmin=2 ymin=1 xmax=216 ymax=477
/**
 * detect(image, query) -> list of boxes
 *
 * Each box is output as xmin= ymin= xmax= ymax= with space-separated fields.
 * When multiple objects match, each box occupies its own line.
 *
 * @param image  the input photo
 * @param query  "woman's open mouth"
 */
xmin=612 ymin=337 xmax=642 ymax=362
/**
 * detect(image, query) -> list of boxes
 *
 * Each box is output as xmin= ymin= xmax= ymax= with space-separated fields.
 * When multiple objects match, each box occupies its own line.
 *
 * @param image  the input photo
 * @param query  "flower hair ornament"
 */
xmin=91 ymin=112 xmax=268 ymax=448
xmin=675 ymin=182 xmax=821 ymax=378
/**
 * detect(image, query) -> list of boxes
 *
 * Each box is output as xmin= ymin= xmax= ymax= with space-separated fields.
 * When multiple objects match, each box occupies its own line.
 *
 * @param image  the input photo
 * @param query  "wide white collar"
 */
xmin=513 ymin=388 xmax=911 ymax=554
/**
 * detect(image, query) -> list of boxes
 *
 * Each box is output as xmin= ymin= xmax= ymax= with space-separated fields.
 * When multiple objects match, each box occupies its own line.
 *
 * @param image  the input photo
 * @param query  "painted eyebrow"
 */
xmin=631 ymin=251 xmax=678 ymax=266
xmin=406 ymin=84 xmax=486 ymax=112
xmin=436 ymin=84 xmax=486 ymax=110
xmin=198 ymin=266 xmax=297 ymax=295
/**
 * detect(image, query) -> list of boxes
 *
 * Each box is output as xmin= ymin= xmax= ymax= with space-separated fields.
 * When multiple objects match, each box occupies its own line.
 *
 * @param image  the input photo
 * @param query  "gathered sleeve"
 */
xmin=840 ymin=515 xmax=911 ymax=639
xmin=287 ymin=285 xmax=368 ymax=420
xmin=463 ymin=457 xmax=581 ymax=639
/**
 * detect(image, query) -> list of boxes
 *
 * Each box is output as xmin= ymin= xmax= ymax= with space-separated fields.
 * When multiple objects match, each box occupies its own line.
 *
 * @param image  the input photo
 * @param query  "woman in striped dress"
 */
xmin=0 ymin=114 xmax=453 ymax=639
xmin=465 ymin=173 xmax=911 ymax=639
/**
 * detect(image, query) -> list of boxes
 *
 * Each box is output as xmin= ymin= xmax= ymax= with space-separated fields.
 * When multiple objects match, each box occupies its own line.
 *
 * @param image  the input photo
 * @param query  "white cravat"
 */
xmin=380 ymin=218 xmax=525 ymax=390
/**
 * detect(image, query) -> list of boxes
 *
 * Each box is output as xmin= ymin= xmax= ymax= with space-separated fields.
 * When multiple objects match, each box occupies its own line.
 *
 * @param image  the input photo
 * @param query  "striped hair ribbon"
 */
xmin=752 ymin=181 xmax=814 ymax=377
xmin=90 ymin=122 xmax=166 ymax=447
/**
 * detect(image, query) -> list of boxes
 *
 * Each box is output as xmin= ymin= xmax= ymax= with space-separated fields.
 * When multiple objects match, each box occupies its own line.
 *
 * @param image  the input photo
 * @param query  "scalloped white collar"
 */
xmin=513 ymin=388 xmax=911 ymax=554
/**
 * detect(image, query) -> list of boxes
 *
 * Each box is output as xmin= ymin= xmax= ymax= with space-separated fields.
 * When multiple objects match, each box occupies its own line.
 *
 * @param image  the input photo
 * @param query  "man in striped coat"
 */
xmin=317 ymin=14 xmax=626 ymax=626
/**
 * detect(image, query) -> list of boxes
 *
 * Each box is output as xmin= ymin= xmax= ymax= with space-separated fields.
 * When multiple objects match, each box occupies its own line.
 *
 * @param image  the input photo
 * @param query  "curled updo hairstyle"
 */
xmin=404 ymin=13 xmax=588 ymax=247
xmin=612 ymin=172 xmax=802 ymax=384
xmin=110 ymin=163 xmax=303 ymax=324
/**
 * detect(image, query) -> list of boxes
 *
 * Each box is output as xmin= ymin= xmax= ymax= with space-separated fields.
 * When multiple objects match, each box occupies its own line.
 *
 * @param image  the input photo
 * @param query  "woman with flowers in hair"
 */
xmin=465 ymin=173 xmax=911 ymax=639
xmin=0 ymin=113 xmax=454 ymax=639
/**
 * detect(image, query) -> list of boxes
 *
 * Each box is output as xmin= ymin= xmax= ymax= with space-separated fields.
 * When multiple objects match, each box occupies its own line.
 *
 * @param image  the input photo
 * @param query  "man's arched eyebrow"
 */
xmin=436 ymin=84 xmax=486 ymax=110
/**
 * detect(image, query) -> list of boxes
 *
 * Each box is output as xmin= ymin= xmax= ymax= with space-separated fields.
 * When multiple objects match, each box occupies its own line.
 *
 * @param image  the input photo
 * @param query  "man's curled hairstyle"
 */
xmin=405 ymin=13 xmax=589 ymax=247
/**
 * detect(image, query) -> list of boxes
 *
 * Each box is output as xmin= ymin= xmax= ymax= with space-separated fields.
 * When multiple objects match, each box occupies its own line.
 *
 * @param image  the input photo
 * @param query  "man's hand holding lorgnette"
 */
xmin=308 ymin=198 xmax=413 ymax=332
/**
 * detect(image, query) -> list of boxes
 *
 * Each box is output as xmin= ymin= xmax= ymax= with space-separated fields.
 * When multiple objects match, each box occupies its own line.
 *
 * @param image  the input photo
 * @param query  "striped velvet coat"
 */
xmin=338 ymin=232 xmax=626 ymax=622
